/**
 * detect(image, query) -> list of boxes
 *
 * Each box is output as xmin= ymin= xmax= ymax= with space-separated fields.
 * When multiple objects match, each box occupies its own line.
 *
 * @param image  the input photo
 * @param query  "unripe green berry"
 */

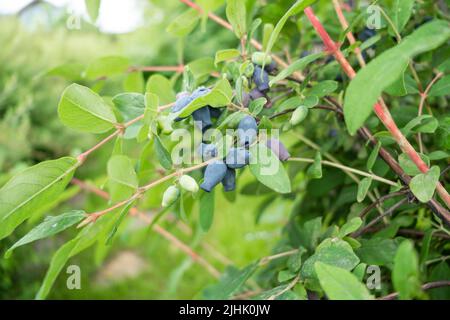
xmin=179 ymin=175 xmax=199 ymax=193
xmin=252 ymin=52 xmax=272 ymax=66
xmin=162 ymin=185 xmax=180 ymax=207
xmin=290 ymin=105 xmax=308 ymax=126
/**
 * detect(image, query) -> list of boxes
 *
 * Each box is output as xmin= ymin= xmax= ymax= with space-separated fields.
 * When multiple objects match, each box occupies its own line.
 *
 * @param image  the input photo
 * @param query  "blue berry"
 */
xmin=249 ymin=88 xmax=265 ymax=101
xmin=208 ymin=106 xmax=223 ymax=119
xmin=192 ymin=107 xmax=212 ymax=132
xmin=222 ymin=168 xmax=236 ymax=192
xmin=253 ymin=66 xmax=270 ymax=92
xmin=191 ymin=86 xmax=211 ymax=100
xmin=197 ymin=143 xmax=217 ymax=161
xmin=201 ymin=160 xmax=228 ymax=192
xmin=172 ymin=92 xmax=192 ymax=113
xmin=358 ymin=27 xmax=376 ymax=42
xmin=238 ymin=115 xmax=258 ymax=146
xmin=264 ymin=60 xmax=277 ymax=73
xmin=266 ymin=138 xmax=290 ymax=161
xmin=225 ymin=147 xmax=250 ymax=169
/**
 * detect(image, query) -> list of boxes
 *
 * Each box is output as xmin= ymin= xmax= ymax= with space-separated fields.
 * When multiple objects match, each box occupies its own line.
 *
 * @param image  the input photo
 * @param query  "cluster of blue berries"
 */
xmin=169 ymin=53 xmax=290 ymax=193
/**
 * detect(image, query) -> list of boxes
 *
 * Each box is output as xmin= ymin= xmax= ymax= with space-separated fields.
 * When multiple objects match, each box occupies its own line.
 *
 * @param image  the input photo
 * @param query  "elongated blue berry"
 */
xmin=197 ymin=143 xmax=217 ymax=161
xmin=225 ymin=147 xmax=250 ymax=169
xmin=172 ymin=92 xmax=192 ymax=113
xmin=264 ymin=60 xmax=277 ymax=73
xmin=191 ymin=86 xmax=211 ymax=100
xmin=249 ymin=88 xmax=265 ymax=101
xmin=192 ymin=107 xmax=212 ymax=132
xmin=238 ymin=115 xmax=258 ymax=146
xmin=208 ymin=106 xmax=222 ymax=119
xmin=201 ymin=160 xmax=228 ymax=192
xmin=222 ymin=168 xmax=236 ymax=192
xmin=253 ymin=66 xmax=270 ymax=92
xmin=266 ymin=138 xmax=290 ymax=161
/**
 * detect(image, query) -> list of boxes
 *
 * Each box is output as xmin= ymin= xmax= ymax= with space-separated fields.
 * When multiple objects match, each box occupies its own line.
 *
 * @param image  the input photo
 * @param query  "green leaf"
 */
xmin=187 ymin=57 xmax=216 ymax=79
xmin=429 ymin=75 xmax=450 ymax=97
xmin=298 ymin=217 xmax=322 ymax=251
xmin=5 ymin=210 xmax=86 ymax=258
xmin=249 ymin=143 xmax=291 ymax=194
xmin=356 ymin=238 xmax=399 ymax=268
xmin=85 ymin=56 xmax=129 ymax=79
xmin=107 ymin=155 xmax=138 ymax=203
xmin=249 ymin=97 xmax=267 ymax=116
xmin=262 ymin=23 xmax=274 ymax=51
xmin=389 ymin=0 xmax=415 ymax=35
xmin=339 ymin=217 xmax=363 ymax=238
xmin=146 ymin=74 xmax=176 ymax=105
xmin=385 ymin=72 xmax=408 ymax=96
xmin=367 ymin=142 xmax=381 ymax=171
xmin=392 ymin=240 xmax=421 ymax=299
xmin=264 ymin=0 xmax=317 ymax=56
xmin=47 ymin=63 xmax=85 ymax=81
xmin=307 ymin=152 xmax=322 ymax=179
xmin=58 ymin=84 xmax=117 ymax=134
xmin=344 ymin=21 xmax=450 ymax=134
xmin=203 ymin=262 xmax=258 ymax=299
xmin=301 ymin=238 xmax=360 ymax=279
xmin=308 ymin=80 xmax=338 ymax=97
xmin=0 ymin=157 xmax=78 ymax=240
xmin=269 ymin=53 xmax=324 ymax=86
xmin=179 ymin=88 xmax=230 ymax=117
xmin=36 ymin=238 xmax=79 ymax=299
xmin=315 ymin=262 xmax=373 ymax=300
xmin=214 ymin=49 xmax=240 ymax=66
xmin=154 ymin=136 xmax=173 ymax=170
xmin=85 ymin=0 xmax=101 ymax=22
xmin=278 ymin=269 xmax=297 ymax=282
xmin=166 ymin=9 xmax=200 ymax=37
xmin=113 ymin=92 xmax=145 ymax=138
xmin=410 ymin=165 xmax=440 ymax=203
xmin=402 ymin=115 xmax=439 ymax=135
xmin=357 ymin=177 xmax=372 ymax=203
xmin=123 ymin=72 xmax=144 ymax=93
xmin=398 ymin=153 xmax=430 ymax=176
xmin=36 ymin=215 xmax=116 ymax=299
xmin=226 ymin=0 xmax=247 ymax=39
xmin=200 ymin=190 xmax=215 ymax=232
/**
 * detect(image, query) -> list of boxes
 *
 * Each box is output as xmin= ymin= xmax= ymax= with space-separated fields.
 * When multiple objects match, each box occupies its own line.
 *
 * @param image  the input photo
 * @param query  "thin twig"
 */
xmin=289 ymin=157 xmax=398 ymax=186
xmin=378 ymin=281 xmax=450 ymax=300
xmin=358 ymin=189 xmax=409 ymax=218
xmin=418 ymin=72 xmax=444 ymax=153
xmin=353 ymin=198 xmax=409 ymax=237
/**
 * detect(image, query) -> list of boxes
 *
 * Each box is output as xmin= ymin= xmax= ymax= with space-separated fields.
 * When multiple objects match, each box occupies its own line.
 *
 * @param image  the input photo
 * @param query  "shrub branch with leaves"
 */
xmin=1 ymin=0 xmax=450 ymax=300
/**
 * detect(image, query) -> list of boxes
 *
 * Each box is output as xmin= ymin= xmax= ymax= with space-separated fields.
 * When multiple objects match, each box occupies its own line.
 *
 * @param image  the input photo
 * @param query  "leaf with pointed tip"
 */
xmin=344 ymin=21 xmax=450 ymax=134
xmin=5 ymin=210 xmax=86 ymax=258
xmin=58 ymin=84 xmax=117 ymax=133
xmin=249 ymin=144 xmax=291 ymax=194
xmin=0 ymin=157 xmax=78 ymax=240
xmin=410 ymin=166 xmax=440 ymax=203
xmin=315 ymin=262 xmax=373 ymax=300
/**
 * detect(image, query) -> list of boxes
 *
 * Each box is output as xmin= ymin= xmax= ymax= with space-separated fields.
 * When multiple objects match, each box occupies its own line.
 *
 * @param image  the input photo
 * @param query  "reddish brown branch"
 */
xmin=303 ymin=6 xmax=450 ymax=211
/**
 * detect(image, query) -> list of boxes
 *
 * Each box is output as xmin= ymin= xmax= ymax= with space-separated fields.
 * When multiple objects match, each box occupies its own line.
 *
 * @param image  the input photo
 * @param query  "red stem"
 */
xmin=304 ymin=6 xmax=450 ymax=209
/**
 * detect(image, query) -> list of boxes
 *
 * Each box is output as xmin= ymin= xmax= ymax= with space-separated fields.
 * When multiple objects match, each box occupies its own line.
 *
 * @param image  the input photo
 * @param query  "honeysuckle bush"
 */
xmin=1 ymin=0 xmax=450 ymax=300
